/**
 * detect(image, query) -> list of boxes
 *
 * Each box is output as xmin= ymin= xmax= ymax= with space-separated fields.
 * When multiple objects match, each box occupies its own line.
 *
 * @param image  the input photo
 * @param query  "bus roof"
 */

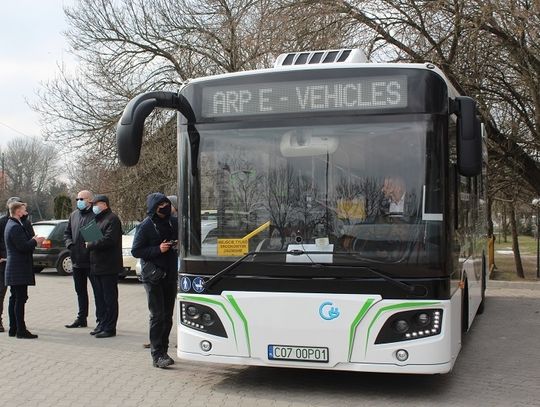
xmin=183 ymin=61 xmax=461 ymax=99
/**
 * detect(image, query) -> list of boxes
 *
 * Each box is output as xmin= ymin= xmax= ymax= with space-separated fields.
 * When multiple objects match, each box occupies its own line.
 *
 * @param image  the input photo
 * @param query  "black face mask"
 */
xmin=157 ymin=205 xmax=171 ymax=217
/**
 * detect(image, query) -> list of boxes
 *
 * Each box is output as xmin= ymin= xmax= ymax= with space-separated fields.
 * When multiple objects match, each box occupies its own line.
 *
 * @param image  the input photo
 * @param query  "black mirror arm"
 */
xmin=116 ymin=91 xmax=195 ymax=166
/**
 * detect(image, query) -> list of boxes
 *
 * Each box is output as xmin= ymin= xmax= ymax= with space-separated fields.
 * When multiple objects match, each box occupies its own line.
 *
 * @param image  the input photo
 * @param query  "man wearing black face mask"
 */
xmin=0 ymin=197 xmax=34 ymax=333
xmin=131 ymin=193 xmax=178 ymax=368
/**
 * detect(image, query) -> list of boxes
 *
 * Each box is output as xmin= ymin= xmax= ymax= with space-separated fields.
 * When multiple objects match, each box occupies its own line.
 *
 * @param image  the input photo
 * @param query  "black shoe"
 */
xmin=95 ymin=330 xmax=116 ymax=338
xmin=8 ymin=329 xmax=16 ymax=337
xmin=163 ymin=354 xmax=175 ymax=365
xmin=153 ymin=356 xmax=173 ymax=368
xmin=17 ymin=330 xmax=38 ymax=339
xmin=65 ymin=319 xmax=87 ymax=328
xmin=90 ymin=327 xmax=102 ymax=335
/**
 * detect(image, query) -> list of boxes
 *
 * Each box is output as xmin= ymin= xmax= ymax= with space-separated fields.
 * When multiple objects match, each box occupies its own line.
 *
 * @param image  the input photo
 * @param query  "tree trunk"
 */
xmin=502 ymin=205 xmax=508 ymax=243
xmin=509 ymin=203 xmax=525 ymax=278
xmin=487 ymin=196 xmax=494 ymax=236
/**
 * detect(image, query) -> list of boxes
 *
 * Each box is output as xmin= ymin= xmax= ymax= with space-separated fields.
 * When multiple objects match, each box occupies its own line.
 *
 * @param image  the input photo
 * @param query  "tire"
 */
xmin=33 ymin=267 xmax=43 ymax=274
xmin=477 ymin=256 xmax=486 ymax=315
xmin=56 ymin=252 xmax=73 ymax=276
xmin=461 ymin=279 xmax=469 ymax=335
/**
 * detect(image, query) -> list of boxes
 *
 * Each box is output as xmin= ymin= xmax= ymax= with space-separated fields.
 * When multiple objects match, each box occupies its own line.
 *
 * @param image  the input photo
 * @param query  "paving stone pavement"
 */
xmin=0 ymin=273 xmax=539 ymax=407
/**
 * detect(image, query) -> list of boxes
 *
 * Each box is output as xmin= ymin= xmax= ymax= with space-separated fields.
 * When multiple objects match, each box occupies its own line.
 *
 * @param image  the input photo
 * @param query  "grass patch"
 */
xmin=492 ymin=235 xmax=539 ymax=281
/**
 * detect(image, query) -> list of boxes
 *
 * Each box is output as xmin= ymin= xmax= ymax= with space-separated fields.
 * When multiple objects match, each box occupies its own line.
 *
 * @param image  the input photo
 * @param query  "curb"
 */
xmin=487 ymin=279 xmax=540 ymax=290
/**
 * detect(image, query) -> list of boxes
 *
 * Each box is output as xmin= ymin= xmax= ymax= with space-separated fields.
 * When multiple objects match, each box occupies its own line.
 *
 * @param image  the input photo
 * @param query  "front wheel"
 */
xmin=477 ymin=256 xmax=487 ymax=315
xmin=56 ymin=253 xmax=73 ymax=276
xmin=461 ymin=279 xmax=469 ymax=335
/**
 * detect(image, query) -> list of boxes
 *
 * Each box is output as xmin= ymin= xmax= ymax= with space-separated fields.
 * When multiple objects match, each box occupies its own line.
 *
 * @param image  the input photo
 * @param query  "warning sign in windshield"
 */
xmin=216 ymin=221 xmax=271 ymax=256
xmin=217 ymin=239 xmax=249 ymax=257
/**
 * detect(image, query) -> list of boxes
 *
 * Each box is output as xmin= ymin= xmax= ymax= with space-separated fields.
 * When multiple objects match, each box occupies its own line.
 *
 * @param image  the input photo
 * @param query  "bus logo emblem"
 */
xmin=319 ymin=301 xmax=340 ymax=320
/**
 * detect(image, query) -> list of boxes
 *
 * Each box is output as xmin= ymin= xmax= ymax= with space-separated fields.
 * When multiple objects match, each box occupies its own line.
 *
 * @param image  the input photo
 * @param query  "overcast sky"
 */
xmin=0 ymin=0 xmax=74 ymax=149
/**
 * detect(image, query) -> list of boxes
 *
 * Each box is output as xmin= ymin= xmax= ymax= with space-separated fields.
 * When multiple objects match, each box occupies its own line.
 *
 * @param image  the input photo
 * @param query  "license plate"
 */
xmin=268 ymin=345 xmax=329 ymax=363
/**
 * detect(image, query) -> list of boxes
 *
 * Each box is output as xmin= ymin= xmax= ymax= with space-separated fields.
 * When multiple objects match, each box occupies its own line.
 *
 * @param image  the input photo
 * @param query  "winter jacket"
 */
xmin=4 ymin=218 xmax=37 ymax=286
xmin=0 ymin=213 xmax=34 ymax=260
xmin=64 ymin=206 xmax=95 ymax=268
xmin=86 ymin=208 xmax=123 ymax=276
xmin=131 ymin=193 xmax=178 ymax=279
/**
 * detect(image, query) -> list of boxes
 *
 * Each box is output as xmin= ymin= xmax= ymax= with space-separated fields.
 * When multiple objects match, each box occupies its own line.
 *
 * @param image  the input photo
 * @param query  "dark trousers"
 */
xmin=0 ymin=265 xmax=6 ymax=323
xmin=72 ymin=266 xmax=95 ymax=320
xmin=144 ymin=272 xmax=177 ymax=359
xmin=8 ymin=285 xmax=28 ymax=333
xmin=93 ymin=274 xmax=118 ymax=332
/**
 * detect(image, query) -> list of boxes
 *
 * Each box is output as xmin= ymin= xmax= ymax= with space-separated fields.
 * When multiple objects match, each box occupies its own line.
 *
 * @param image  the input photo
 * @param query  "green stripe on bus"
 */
xmin=181 ymin=295 xmax=238 ymax=348
xmin=348 ymin=298 xmax=376 ymax=360
xmin=365 ymin=301 xmax=440 ymax=355
xmin=226 ymin=294 xmax=251 ymax=355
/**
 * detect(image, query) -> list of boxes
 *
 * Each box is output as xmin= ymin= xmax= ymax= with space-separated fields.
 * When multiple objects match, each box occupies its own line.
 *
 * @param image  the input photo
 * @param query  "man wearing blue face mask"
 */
xmin=64 ymin=190 xmax=96 ymax=329
xmin=85 ymin=194 xmax=122 ymax=338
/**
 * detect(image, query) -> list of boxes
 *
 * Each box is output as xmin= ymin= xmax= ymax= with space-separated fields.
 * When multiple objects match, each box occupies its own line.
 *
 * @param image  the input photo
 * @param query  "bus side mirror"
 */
xmin=456 ymin=96 xmax=482 ymax=177
xmin=116 ymin=91 xmax=186 ymax=166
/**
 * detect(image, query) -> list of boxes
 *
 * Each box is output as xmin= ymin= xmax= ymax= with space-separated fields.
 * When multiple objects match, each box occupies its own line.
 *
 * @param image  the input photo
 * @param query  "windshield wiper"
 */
xmin=203 ymin=250 xmax=426 ymax=296
xmin=315 ymin=253 xmax=426 ymax=295
xmin=203 ymin=249 xmax=324 ymax=290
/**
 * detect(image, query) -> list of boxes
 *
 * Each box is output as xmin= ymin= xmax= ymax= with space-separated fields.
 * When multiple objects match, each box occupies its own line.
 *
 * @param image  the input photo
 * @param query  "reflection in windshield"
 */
xmin=191 ymin=118 xmax=442 ymax=264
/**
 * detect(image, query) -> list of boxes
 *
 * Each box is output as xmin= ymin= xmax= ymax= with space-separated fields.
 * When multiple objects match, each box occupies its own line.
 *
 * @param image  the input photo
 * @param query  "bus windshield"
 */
xmin=188 ymin=115 xmax=442 ymax=265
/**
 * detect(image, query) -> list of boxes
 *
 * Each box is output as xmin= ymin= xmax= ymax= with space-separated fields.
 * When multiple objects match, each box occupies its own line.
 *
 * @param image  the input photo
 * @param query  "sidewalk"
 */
xmin=488 ymin=279 xmax=540 ymax=290
xmin=0 ymin=272 xmax=539 ymax=407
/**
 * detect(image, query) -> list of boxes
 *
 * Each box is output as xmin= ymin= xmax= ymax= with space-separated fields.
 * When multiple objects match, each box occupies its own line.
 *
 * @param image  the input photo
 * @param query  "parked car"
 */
xmin=32 ymin=220 xmax=72 ymax=275
xmin=201 ymin=220 xmax=218 ymax=256
xmin=122 ymin=225 xmax=138 ymax=278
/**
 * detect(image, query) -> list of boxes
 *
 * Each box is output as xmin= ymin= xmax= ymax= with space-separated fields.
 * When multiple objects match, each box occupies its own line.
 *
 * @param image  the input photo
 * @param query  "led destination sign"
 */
xmin=201 ymin=76 xmax=408 ymax=118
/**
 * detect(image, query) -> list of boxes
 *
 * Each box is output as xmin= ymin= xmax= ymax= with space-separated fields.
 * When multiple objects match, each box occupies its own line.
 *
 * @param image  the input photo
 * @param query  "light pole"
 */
xmin=532 ymin=199 xmax=540 ymax=279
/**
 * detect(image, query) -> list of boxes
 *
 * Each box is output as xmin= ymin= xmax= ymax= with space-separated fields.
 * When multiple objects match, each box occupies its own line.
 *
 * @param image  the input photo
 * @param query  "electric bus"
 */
xmin=117 ymin=48 xmax=487 ymax=374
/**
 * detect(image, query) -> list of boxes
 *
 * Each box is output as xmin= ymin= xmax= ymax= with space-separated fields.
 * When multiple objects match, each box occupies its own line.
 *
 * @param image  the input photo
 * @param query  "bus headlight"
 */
xmin=201 ymin=313 xmax=214 ymax=326
xmin=416 ymin=312 xmax=431 ymax=327
xmin=180 ymin=302 xmax=227 ymax=338
xmin=393 ymin=319 xmax=410 ymax=334
xmin=375 ymin=309 xmax=443 ymax=344
xmin=186 ymin=305 xmax=199 ymax=318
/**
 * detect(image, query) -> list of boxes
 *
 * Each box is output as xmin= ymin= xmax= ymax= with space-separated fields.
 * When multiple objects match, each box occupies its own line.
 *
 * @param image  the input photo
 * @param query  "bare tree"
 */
xmin=2 ymin=137 xmax=60 ymax=219
xmin=32 ymin=0 xmax=351 ymax=218
xmin=289 ymin=0 xmax=540 ymax=193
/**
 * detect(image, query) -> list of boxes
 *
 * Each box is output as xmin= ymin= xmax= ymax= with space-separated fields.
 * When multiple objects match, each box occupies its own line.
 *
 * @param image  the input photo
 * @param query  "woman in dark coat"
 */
xmin=4 ymin=202 xmax=44 ymax=338
xmin=132 ymin=193 xmax=178 ymax=368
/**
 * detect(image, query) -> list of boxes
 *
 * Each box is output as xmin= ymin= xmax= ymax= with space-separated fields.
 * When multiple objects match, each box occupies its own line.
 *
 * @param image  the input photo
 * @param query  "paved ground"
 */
xmin=0 ymin=273 xmax=539 ymax=407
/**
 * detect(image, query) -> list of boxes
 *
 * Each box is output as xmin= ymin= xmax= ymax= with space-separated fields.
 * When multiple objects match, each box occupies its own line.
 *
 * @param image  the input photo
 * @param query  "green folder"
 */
xmin=80 ymin=220 xmax=104 ymax=242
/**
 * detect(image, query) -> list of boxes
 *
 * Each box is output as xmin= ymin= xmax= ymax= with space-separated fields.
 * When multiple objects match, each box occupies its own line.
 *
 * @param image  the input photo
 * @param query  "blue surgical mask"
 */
xmin=77 ymin=200 xmax=87 ymax=211
xmin=92 ymin=205 xmax=102 ymax=215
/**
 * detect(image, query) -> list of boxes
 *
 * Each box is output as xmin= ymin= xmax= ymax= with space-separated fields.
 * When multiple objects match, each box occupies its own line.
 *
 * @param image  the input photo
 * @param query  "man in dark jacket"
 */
xmin=4 ymin=201 xmax=44 ymax=338
xmin=132 ymin=193 xmax=178 ymax=368
xmin=63 ymin=190 xmax=96 ymax=329
xmin=0 ymin=196 xmax=34 ymax=333
xmin=85 ymin=194 xmax=123 ymax=338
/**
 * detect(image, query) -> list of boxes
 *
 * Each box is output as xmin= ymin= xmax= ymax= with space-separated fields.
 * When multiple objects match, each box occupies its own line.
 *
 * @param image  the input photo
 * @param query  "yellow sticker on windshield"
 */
xmin=217 ymin=239 xmax=249 ymax=256
xmin=337 ymin=198 xmax=365 ymax=220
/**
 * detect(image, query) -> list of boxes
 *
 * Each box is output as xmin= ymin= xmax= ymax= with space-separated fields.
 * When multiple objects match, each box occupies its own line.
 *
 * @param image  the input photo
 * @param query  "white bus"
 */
xmin=117 ymin=49 xmax=487 ymax=374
